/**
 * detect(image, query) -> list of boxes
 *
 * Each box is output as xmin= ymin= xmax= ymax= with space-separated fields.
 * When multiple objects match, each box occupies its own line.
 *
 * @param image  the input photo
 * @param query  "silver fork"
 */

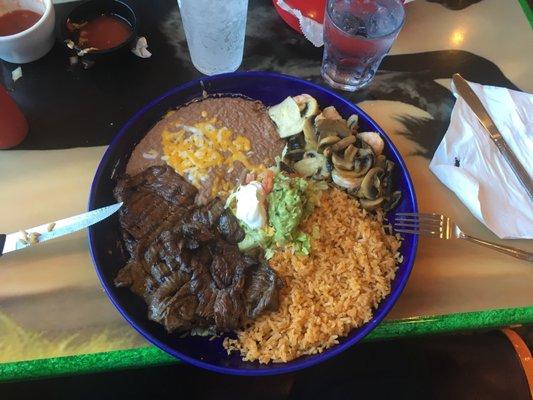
xmin=394 ymin=213 xmax=533 ymax=262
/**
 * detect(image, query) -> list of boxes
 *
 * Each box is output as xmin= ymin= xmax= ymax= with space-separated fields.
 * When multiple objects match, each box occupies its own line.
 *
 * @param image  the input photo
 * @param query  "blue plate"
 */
xmin=88 ymin=71 xmax=418 ymax=376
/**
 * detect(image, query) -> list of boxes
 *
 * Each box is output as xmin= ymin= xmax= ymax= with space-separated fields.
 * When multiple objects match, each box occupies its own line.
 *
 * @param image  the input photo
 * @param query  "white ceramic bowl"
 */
xmin=0 ymin=0 xmax=55 ymax=63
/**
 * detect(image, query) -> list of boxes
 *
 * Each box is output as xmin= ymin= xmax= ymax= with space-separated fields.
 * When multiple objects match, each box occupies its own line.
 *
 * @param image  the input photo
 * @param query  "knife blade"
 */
xmin=0 ymin=202 xmax=122 ymax=256
xmin=452 ymin=74 xmax=533 ymax=201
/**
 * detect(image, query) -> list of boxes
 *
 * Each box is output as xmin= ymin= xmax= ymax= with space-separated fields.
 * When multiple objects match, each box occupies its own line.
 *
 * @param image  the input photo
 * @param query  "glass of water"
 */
xmin=321 ymin=0 xmax=405 ymax=91
xmin=177 ymin=0 xmax=249 ymax=76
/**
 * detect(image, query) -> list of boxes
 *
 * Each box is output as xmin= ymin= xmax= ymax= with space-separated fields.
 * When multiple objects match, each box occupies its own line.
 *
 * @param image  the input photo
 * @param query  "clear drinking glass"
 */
xmin=177 ymin=0 xmax=249 ymax=76
xmin=321 ymin=0 xmax=405 ymax=91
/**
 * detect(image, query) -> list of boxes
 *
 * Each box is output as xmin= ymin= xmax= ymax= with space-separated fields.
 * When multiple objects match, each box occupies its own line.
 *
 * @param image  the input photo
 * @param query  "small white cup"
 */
xmin=0 ymin=0 xmax=55 ymax=64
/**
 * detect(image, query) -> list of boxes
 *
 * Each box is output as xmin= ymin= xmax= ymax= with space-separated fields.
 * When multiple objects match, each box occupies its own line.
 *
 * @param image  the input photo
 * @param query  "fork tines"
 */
xmin=393 ymin=213 xmax=448 ymax=237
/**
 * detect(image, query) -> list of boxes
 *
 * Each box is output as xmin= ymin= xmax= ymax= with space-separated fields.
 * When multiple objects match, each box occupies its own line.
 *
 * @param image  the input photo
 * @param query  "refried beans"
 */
xmin=126 ymin=96 xmax=284 ymax=203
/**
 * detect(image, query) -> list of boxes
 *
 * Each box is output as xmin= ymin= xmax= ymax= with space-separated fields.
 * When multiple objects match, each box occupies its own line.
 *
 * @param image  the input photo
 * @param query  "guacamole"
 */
xmin=269 ymin=174 xmax=307 ymax=245
xmin=238 ymin=173 xmax=325 ymax=257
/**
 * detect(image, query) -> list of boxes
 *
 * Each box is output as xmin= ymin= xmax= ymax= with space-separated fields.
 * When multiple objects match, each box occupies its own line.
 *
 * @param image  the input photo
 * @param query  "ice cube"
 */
xmin=332 ymin=11 xmax=366 ymax=37
xmin=367 ymin=8 xmax=392 ymax=37
xmin=367 ymin=1 xmax=404 ymax=38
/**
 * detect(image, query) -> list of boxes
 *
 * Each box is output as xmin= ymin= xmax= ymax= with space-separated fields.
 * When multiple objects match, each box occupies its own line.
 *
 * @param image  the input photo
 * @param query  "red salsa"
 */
xmin=0 ymin=9 xmax=42 ymax=36
xmin=68 ymin=15 xmax=132 ymax=50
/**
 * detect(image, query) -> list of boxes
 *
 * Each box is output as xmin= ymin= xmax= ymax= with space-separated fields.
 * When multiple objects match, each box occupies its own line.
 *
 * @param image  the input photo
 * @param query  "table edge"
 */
xmin=518 ymin=0 xmax=533 ymax=27
xmin=1 ymin=306 xmax=532 ymax=382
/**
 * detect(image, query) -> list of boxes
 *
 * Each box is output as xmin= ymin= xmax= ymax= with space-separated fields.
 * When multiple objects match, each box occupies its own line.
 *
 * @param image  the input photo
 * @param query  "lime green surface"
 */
xmin=518 ymin=0 xmax=533 ymax=27
xmin=1 ymin=306 xmax=532 ymax=382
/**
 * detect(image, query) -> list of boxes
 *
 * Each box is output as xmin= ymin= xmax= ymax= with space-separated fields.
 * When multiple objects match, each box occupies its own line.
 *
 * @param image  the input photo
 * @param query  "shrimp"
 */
xmin=357 ymin=132 xmax=384 ymax=156
xmin=315 ymin=106 xmax=343 ymax=124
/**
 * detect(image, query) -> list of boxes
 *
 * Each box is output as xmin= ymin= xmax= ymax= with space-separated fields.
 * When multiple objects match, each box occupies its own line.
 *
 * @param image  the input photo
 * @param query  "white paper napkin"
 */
xmin=429 ymin=80 xmax=533 ymax=239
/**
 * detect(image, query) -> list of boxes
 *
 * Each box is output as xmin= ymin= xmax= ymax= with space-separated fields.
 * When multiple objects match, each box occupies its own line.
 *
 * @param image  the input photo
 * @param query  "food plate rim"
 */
xmin=88 ymin=70 xmax=418 ymax=376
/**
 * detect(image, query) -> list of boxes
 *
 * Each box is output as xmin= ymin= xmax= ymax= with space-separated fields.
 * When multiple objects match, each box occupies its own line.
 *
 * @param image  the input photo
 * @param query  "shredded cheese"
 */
xmin=161 ymin=117 xmax=265 ymax=197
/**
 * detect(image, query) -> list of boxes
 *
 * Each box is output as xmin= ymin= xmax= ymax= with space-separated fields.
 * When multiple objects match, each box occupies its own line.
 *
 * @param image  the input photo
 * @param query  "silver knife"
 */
xmin=0 ymin=202 xmax=122 ymax=256
xmin=452 ymin=74 xmax=533 ymax=201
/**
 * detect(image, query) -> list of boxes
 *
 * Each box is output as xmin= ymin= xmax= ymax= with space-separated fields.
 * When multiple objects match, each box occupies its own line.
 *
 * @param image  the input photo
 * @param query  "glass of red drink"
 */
xmin=321 ymin=0 xmax=405 ymax=91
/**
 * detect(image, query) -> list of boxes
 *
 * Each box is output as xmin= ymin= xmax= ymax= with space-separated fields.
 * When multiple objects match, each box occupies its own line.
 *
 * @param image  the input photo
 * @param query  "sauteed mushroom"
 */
xmin=352 ymin=148 xmax=374 ymax=178
xmin=294 ymin=94 xmax=319 ymax=118
xmin=271 ymin=95 xmax=402 ymax=212
xmin=359 ymin=197 xmax=385 ymax=210
xmin=344 ymin=145 xmax=358 ymax=165
xmin=332 ymin=152 xmax=354 ymax=171
xmin=347 ymin=114 xmax=359 ymax=132
xmin=383 ymin=191 xmax=402 ymax=211
xmin=302 ymin=118 xmax=318 ymax=150
xmin=359 ymin=167 xmax=384 ymax=200
xmin=318 ymin=135 xmax=340 ymax=151
xmin=316 ymin=106 xmax=343 ymax=123
xmin=332 ymin=135 xmax=357 ymax=152
xmin=375 ymin=154 xmax=387 ymax=170
xmin=316 ymin=118 xmax=351 ymax=138
xmin=332 ymin=168 xmax=364 ymax=190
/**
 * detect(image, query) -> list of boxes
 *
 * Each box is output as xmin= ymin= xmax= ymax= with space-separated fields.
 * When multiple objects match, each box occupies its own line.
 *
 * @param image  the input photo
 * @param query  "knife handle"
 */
xmin=0 ymin=234 xmax=5 ymax=257
xmin=496 ymin=138 xmax=533 ymax=201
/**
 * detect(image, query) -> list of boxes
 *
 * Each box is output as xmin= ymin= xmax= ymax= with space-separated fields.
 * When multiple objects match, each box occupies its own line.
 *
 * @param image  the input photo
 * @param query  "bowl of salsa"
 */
xmin=0 ymin=9 xmax=42 ymax=36
xmin=61 ymin=0 xmax=137 ymax=59
xmin=0 ymin=0 xmax=55 ymax=63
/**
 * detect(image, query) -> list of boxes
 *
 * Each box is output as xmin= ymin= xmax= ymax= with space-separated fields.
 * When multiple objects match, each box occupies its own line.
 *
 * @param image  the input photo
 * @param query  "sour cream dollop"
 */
xmin=235 ymin=182 xmax=267 ymax=230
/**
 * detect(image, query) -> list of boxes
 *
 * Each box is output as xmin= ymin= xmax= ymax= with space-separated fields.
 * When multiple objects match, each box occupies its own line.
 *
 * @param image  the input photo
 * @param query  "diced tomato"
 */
xmin=261 ymin=170 xmax=274 ymax=194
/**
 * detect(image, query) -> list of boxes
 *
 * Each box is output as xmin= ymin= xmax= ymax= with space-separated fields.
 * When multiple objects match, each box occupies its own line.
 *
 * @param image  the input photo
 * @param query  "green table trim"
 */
xmin=518 ymin=0 xmax=533 ymax=27
xmin=1 ymin=306 xmax=532 ymax=382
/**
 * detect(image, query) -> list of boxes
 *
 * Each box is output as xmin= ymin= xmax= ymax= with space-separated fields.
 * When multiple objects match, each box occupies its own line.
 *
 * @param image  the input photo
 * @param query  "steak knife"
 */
xmin=452 ymin=73 xmax=533 ymax=201
xmin=0 ymin=202 xmax=122 ymax=256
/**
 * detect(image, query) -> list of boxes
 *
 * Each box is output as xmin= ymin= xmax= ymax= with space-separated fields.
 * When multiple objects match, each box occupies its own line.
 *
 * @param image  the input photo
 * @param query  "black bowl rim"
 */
xmin=61 ymin=0 xmax=138 ymax=56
